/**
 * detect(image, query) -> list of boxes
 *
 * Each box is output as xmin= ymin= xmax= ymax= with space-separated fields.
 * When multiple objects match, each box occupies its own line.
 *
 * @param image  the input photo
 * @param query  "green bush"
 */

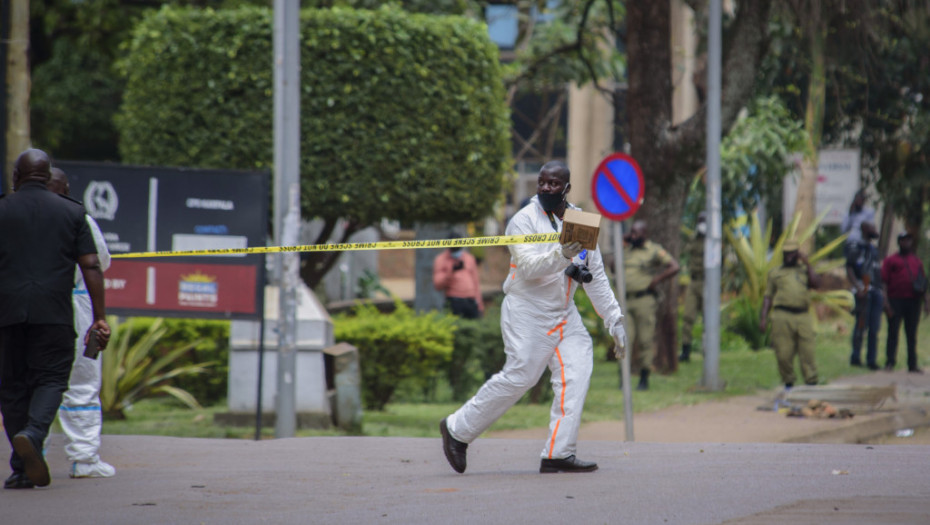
xmin=156 ymin=319 xmax=230 ymax=405
xmin=116 ymin=5 xmax=511 ymax=228
xmin=444 ymin=305 xmax=505 ymax=401
xmin=725 ymin=296 xmax=769 ymax=350
xmin=334 ymin=301 xmax=457 ymax=410
xmin=102 ymin=317 xmax=214 ymax=419
xmin=31 ymin=39 xmax=123 ymax=161
xmin=111 ymin=317 xmax=230 ymax=405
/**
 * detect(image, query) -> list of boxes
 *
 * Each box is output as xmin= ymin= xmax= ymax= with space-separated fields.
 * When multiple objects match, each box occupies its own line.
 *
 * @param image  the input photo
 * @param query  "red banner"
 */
xmin=105 ymin=260 xmax=257 ymax=316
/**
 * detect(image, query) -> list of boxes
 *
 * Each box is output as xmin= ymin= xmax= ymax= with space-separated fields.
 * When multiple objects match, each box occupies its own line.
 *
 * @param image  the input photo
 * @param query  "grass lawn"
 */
xmin=96 ymin=315 xmax=929 ymax=440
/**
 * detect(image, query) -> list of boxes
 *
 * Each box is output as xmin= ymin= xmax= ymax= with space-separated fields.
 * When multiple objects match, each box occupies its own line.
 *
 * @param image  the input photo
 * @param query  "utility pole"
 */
xmin=273 ymin=0 xmax=301 ymax=438
xmin=702 ymin=0 xmax=723 ymax=391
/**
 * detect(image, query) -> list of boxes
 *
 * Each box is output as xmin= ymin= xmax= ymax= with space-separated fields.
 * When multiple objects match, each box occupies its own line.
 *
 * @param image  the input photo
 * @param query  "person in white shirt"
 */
xmin=440 ymin=161 xmax=626 ymax=474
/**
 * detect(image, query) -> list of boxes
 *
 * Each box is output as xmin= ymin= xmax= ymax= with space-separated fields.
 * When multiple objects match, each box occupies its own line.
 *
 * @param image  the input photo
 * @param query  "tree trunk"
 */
xmin=4 ymin=0 xmax=30 ymax=190
xmin=625 ymin=0 xmax=772 ymax=373
xmin=794 ymin=23 xmax=826 ymax=252
xmin=641 ymin=178 xmax=688 ymax=373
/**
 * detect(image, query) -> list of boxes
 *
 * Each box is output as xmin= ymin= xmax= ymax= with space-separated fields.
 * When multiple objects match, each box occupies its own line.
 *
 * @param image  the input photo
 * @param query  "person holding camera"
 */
xmin=432 ymin=240 xmax=484 ymax=319
xmin=440 ymin=160 xmax=626 ymax=474
xmin=881 ymin=231 xmax=929 ymax=373
xmin=0 ymin=149 xmax=109 ymax=489
xmin=47 ymin=167 xmax=116 ymax=478
xmin=623 ymin=220 xmax=680 ymax=390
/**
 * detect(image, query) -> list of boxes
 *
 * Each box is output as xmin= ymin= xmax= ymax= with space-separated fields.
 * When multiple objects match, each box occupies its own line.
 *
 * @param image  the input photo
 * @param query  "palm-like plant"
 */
xmin=100 ymin=317 xmax=214 ymax=419
xmin=723 ymin=210 xmax=854 ymax=349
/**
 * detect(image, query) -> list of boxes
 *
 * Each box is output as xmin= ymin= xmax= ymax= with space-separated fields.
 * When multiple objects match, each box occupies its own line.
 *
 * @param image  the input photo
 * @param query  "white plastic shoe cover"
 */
xmin=70 ymin=460 xmax=116 ymax=478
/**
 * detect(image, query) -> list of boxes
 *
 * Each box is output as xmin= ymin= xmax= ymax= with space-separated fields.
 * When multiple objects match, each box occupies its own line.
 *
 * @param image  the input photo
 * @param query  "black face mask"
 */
xmin=867 ymin=231 xmax=880 ymax=240
xmin=538 ymin=187 xmax=568 ymax=212
xmin=630 ymin=237 xmax=645 ymax=248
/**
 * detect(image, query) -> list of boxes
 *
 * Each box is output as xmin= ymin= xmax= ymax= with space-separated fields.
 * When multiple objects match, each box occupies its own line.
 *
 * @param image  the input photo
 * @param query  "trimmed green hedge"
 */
xmin=116 ymin=5 xmax=511 ymax=226
xmin=333 ymin=301 xmax=456 ymax=410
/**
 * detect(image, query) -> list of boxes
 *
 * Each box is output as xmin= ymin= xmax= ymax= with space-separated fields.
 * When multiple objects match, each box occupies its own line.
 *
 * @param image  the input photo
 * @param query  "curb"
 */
xmin=782 ymin=406 xmax=930 ymax=444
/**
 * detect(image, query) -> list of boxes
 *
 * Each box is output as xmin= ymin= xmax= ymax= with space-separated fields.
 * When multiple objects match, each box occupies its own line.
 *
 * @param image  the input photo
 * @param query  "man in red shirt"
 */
xmin=880 ymin=232 xmax=930 ymax=373
xmin=433 ymin=244 xmax=484 ymax=319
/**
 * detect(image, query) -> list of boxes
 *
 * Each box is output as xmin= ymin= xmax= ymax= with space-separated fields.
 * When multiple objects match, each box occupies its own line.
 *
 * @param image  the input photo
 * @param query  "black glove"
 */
xmin=452 ymin=259 xmax=465 ymax=271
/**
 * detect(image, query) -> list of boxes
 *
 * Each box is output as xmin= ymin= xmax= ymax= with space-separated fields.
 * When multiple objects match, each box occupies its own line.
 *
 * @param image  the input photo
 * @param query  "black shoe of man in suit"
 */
xmin=4 ymin=472 xmax=35 ymax=489
xmin=12 ymin=433 xmax=50 ymax=487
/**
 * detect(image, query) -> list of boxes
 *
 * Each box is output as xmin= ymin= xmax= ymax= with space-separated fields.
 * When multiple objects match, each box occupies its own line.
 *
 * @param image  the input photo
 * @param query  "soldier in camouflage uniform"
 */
xmin=623 ymin=220 xmax=680 ymax=390
xmin=759 ymin=240 xmax=821 ymax=389
xmin=680 ymin=212 xmax=706 ymax=362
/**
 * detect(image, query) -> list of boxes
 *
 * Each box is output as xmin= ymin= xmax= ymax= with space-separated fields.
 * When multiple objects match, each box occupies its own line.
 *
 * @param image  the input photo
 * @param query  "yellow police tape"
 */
xmin=110 ymin=233 xmax=563 ymax=259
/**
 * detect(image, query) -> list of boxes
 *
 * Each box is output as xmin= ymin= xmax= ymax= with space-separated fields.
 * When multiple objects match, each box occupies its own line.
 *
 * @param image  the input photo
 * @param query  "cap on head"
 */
xmin=783 ymin=240 xmax=800 ymax=252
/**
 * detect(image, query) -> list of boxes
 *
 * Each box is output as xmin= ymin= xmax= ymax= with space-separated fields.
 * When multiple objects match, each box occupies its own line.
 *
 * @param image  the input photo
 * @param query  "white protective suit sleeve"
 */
xmin=507 ymin=219 xmax=573 ymax=281
xmin=580 ymin=240 xmax=625 ymax=337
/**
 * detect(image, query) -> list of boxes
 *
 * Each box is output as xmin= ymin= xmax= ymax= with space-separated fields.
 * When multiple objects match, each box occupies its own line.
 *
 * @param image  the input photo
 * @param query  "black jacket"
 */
xmin=0 ymin=180 xmax=97 ymax=326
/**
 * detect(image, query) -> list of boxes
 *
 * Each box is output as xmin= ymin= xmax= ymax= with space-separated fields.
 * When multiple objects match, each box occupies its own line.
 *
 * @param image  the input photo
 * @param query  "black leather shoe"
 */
xmin=12 ymin=433 xmax=50 ymax=487
xmin=867 ymin=363 xmax=879 ymax=371
xmin=440 ymin=418 xmax=467 ymax=473
xmin=4 ymin=472 xmax=35 ymax=489
xmin=540 ymin=455 xmax=598 ymax=473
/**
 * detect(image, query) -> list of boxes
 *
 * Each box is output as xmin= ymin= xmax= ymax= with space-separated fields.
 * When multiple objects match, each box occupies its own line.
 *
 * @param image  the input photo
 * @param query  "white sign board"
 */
xmin=783 ymin=149 xmax=861 ymax=226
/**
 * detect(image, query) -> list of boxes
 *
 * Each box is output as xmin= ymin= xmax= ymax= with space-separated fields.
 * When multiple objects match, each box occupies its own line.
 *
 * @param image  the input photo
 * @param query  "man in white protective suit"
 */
xmin=47 ymin=168 xmax=116 ymax=478
xmin=440 ymin=160 xmax=626 ymax=474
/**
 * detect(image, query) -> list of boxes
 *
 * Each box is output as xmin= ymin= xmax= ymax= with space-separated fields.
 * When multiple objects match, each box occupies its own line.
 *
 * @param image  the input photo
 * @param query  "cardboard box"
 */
xmin=559 ymin=209 xmax=602 ymax=251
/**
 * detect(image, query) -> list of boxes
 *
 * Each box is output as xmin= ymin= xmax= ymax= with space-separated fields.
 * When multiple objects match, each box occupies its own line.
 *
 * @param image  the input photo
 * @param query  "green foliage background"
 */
xmin=106 ymin=317 xmax=231 ymax=408
xmin=116 ymin=5 xmax=511 ymax=227
xmin=31 ymin=40 xmax=123 ymax=160
xmin=333 ymin=301 xmax=457 ymax=410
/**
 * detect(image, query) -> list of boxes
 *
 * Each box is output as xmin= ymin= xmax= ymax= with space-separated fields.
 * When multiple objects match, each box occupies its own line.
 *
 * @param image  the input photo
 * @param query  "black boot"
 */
xmin=636 ymin=369 xmax=650 ymax=391
xmin=678 ymin=344 xmax=691 ymax=363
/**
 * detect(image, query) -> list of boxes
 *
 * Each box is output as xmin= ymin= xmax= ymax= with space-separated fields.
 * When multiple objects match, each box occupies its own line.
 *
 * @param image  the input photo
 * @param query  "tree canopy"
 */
xmin=115 ymin=5 xmax=511 ymax=287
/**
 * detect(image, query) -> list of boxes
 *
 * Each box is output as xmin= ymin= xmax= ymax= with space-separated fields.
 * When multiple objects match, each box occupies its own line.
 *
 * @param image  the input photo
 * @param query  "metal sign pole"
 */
xmin=702 ymin=0 xmax=724 ymax=391
xmin=273 ymin=0 xmax=301 ymax=437
xmin=613 ymin=221 xmax=634 ymax=441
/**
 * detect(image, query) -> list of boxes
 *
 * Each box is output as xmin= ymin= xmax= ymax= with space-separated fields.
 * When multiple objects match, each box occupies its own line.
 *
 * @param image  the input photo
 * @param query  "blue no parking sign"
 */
xmin=590 ymin=153 xmax=645 ymax=221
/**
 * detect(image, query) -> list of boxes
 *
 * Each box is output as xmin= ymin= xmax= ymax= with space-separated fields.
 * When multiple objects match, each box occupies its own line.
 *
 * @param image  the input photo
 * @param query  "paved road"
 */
xmin=1 ymin=435 xmax=928 ymax=524
xmin=2 ymin=370 xmax=929 ymax=524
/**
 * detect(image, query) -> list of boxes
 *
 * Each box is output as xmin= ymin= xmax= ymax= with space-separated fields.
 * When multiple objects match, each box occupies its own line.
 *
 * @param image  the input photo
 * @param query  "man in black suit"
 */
xmin=0 ymin=149 xmax=110 ymax=489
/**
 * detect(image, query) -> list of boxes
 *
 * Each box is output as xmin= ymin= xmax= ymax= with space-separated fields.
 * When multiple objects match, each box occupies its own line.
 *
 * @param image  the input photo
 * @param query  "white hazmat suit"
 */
xmin=446 ymin=196 xmax=624 ymax=460
xmin=59 ymin=215 xmax=114 ymax=478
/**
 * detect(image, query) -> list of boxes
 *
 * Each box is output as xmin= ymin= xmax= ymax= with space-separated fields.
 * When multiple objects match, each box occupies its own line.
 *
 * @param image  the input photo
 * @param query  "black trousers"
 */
xmin=447 ymin=297 xmax=480 ymax=319
xmin=885 ymin=297 xmax=922 ymax=371
xmin=0 ymin=323 xmax=76 ymax=473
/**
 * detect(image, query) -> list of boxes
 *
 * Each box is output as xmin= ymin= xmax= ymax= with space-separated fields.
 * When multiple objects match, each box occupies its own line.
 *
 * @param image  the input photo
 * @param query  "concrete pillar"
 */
xmin=322 ymin=342 xmax=362 ymax=431
xmin=219 ymin=283 xmax=333 ymax=429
